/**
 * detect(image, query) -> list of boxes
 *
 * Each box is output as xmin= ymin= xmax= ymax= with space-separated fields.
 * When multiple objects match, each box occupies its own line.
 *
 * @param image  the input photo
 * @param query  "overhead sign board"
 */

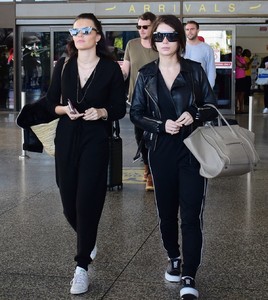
xmin=16 ymin=1 xmax=268 ymax=18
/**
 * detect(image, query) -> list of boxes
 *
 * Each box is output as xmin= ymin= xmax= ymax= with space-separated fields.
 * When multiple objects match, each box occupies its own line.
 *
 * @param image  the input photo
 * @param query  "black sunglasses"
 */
xmin=69 ymin=27 xmax=98 ymax=36
xmin=153 ymin=32 xmax=179 ymax=42
xmin=136 ymin=25 xmax=150 ymax=30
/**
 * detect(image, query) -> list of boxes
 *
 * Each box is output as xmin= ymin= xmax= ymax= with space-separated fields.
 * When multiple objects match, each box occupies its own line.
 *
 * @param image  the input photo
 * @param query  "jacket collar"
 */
xmin=142 ymin=57 xmax=195 ymax=109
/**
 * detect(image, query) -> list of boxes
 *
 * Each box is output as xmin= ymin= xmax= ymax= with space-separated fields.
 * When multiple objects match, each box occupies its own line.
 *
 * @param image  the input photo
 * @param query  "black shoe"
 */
xmin=165 ymin=257 xmax=181 ymax=282
xmin=180 ymin=276 xmax=199 ymax=300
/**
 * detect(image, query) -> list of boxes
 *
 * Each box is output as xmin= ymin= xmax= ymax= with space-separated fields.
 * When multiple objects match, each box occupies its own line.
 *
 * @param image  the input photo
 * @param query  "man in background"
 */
xmin=121 ymin=12 xmax=158 ymax=191
xmin=184 ymin=20 xmax=216 ymax=88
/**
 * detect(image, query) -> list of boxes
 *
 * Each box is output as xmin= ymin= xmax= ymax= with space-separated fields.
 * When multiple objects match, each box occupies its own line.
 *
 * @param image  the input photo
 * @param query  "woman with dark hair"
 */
xmin=130 ymin=15 xmax=217 ymax=300
xmin=46 ymin=13 xmax=126 ymax=295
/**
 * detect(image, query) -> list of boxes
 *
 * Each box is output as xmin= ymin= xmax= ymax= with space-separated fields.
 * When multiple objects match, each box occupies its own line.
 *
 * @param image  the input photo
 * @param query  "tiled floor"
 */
xmin=0 ymin=94 xmax=267 ymax=299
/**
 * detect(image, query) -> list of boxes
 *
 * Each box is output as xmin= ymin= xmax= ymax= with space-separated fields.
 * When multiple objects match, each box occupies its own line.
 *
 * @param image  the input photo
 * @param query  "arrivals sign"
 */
xmin=94 ymin=1 xmax=268 ymax=17
xmin=17 ymin=1 xmax=268 ymax=18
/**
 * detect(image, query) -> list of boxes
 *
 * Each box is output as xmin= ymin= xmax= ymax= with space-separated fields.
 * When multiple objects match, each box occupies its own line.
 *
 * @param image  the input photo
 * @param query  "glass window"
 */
xmin=0 ymin=28 xmax=13 ymax=110
xmin=21 ymin=31 xmax=50 ymax=102
xmin=53 ymin=31 xmax=70 ymax=64
xmin=199 ymin=29 xmax=233 ymax=109
xmin=106 ymin=30 xmax=139 ymax=62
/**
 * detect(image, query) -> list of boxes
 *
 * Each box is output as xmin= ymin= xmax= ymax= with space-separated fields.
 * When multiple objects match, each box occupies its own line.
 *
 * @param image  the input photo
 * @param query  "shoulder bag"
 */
xmin=183 ymin=104 xmax=260 ymax=178
xmin=31 ymin=119 xmax=59 ymax=156
xmin=30 ymin=57 xmax=69 ymax=156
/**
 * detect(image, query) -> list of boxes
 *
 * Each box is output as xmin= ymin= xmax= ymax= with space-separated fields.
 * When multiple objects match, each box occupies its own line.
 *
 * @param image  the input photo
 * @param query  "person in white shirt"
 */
xmin=184 ymin=20 xmax=216 ymax=88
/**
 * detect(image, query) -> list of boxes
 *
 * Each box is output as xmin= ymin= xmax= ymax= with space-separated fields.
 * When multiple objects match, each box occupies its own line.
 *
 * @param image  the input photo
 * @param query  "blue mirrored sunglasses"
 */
xmin=153 ymin=32 xmax=179 ymax=42
xmin=69 ymin=27 xmax=98 ymax=36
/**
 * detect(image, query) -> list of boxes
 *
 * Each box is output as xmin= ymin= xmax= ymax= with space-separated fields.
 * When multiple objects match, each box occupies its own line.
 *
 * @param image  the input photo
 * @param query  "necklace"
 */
xmin=76 ymin=67 xmax=96 ymax=104
xmin=83 ymin=76 xmax=89 ymax=82
xmin=78 ymin=57 xmax=100 ymax=82
xmin=79 ymin=65 xmax=96 ymax=82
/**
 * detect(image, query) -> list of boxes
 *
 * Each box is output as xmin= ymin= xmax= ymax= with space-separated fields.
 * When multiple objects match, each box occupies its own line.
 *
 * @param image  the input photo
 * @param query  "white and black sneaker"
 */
xmin=180 ymin=276 xmax=199 ymax=300
xmin=165 ymin=257 xmax=181 ymax=282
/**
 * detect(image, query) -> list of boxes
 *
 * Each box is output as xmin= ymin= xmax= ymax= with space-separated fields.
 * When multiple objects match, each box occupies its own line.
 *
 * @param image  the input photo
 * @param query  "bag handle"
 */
xmin=204 ymin=103 xmax=237 ymax=136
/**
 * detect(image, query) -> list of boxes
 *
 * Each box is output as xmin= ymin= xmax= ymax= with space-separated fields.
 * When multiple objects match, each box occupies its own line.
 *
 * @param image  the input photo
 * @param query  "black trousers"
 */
xmin=149 ymin=134 xmax=207 ymax=278
xmin=264 ymin=85 xmax=268 ymax=108
xmin=244 ymin=75 xmax=252 ymax=105
xmin=55 ymin=119 xmax=109 ymax=270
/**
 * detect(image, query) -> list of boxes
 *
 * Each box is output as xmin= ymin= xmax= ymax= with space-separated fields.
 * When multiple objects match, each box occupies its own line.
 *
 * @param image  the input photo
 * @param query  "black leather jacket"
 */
xmin=130 ymin=58 xmax=217 ymax=152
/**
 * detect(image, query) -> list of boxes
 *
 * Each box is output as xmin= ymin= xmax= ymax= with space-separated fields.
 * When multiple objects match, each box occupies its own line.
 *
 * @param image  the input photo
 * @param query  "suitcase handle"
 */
xmin=112 ymin=120 xmax=120 ymax=138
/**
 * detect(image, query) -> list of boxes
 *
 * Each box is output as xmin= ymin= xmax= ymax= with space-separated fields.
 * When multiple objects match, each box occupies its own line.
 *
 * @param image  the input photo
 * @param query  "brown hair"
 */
xmin=138 ymin=12 xmax=157 ymax=23
xmin=185 ymin=20 xmax=200 ymax=30
xmin=151 ymin=15 xmax=186 ymax=58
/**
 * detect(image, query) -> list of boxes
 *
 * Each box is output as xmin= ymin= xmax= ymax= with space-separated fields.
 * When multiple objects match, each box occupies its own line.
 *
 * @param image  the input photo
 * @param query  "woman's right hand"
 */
xmin=165 ymin=119 xmax=182 ymax=135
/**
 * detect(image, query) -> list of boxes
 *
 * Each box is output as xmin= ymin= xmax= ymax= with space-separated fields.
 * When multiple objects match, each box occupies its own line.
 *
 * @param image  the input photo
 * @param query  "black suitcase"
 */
xmin=107 ymin=120 xmax=123 ymax=191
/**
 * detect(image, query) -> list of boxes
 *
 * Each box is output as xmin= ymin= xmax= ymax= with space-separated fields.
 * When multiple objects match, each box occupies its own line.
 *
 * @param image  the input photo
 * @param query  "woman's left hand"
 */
xmin=176 ymin=111 xmax=193 ymax=126
xmin=83 ymin=107 xmax=107 ymax=121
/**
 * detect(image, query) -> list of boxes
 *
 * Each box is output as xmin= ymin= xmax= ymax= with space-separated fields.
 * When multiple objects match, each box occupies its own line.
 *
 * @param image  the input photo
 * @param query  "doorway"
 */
xmin=198 ymin=25 xmax=236 ymax=114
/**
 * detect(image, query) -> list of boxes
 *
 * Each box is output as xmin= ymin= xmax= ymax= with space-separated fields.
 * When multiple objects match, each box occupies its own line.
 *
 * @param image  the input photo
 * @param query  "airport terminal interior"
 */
xmin=0 ymin=1 xmax=268 ymax=297
xmin=0 ymin=92 xmax=267 ymax=299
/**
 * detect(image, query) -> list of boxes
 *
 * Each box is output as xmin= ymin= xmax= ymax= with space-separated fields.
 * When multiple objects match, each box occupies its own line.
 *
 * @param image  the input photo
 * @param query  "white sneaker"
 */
xmin=180 ymin=276 xmax=199 ymax=299
xmin=70 ymin=266 xmax=89 ymax=295
xmin=90 ymin=244 xmax=97 ymax=260
xmin=263 ymin=107 xmax=268 ymax=114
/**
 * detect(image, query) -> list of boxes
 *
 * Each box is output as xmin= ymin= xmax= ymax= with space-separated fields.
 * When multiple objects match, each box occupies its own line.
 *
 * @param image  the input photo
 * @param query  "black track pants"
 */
xmin=149 ymin=135 xmax=207 ymax=278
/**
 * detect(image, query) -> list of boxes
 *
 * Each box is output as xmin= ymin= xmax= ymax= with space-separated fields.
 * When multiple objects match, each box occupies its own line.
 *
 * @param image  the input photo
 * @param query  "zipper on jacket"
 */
xmin=144 ymin=87 xmax=160 ymax=152
xmin=145 ymin=87 xmax=162 ymax=120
